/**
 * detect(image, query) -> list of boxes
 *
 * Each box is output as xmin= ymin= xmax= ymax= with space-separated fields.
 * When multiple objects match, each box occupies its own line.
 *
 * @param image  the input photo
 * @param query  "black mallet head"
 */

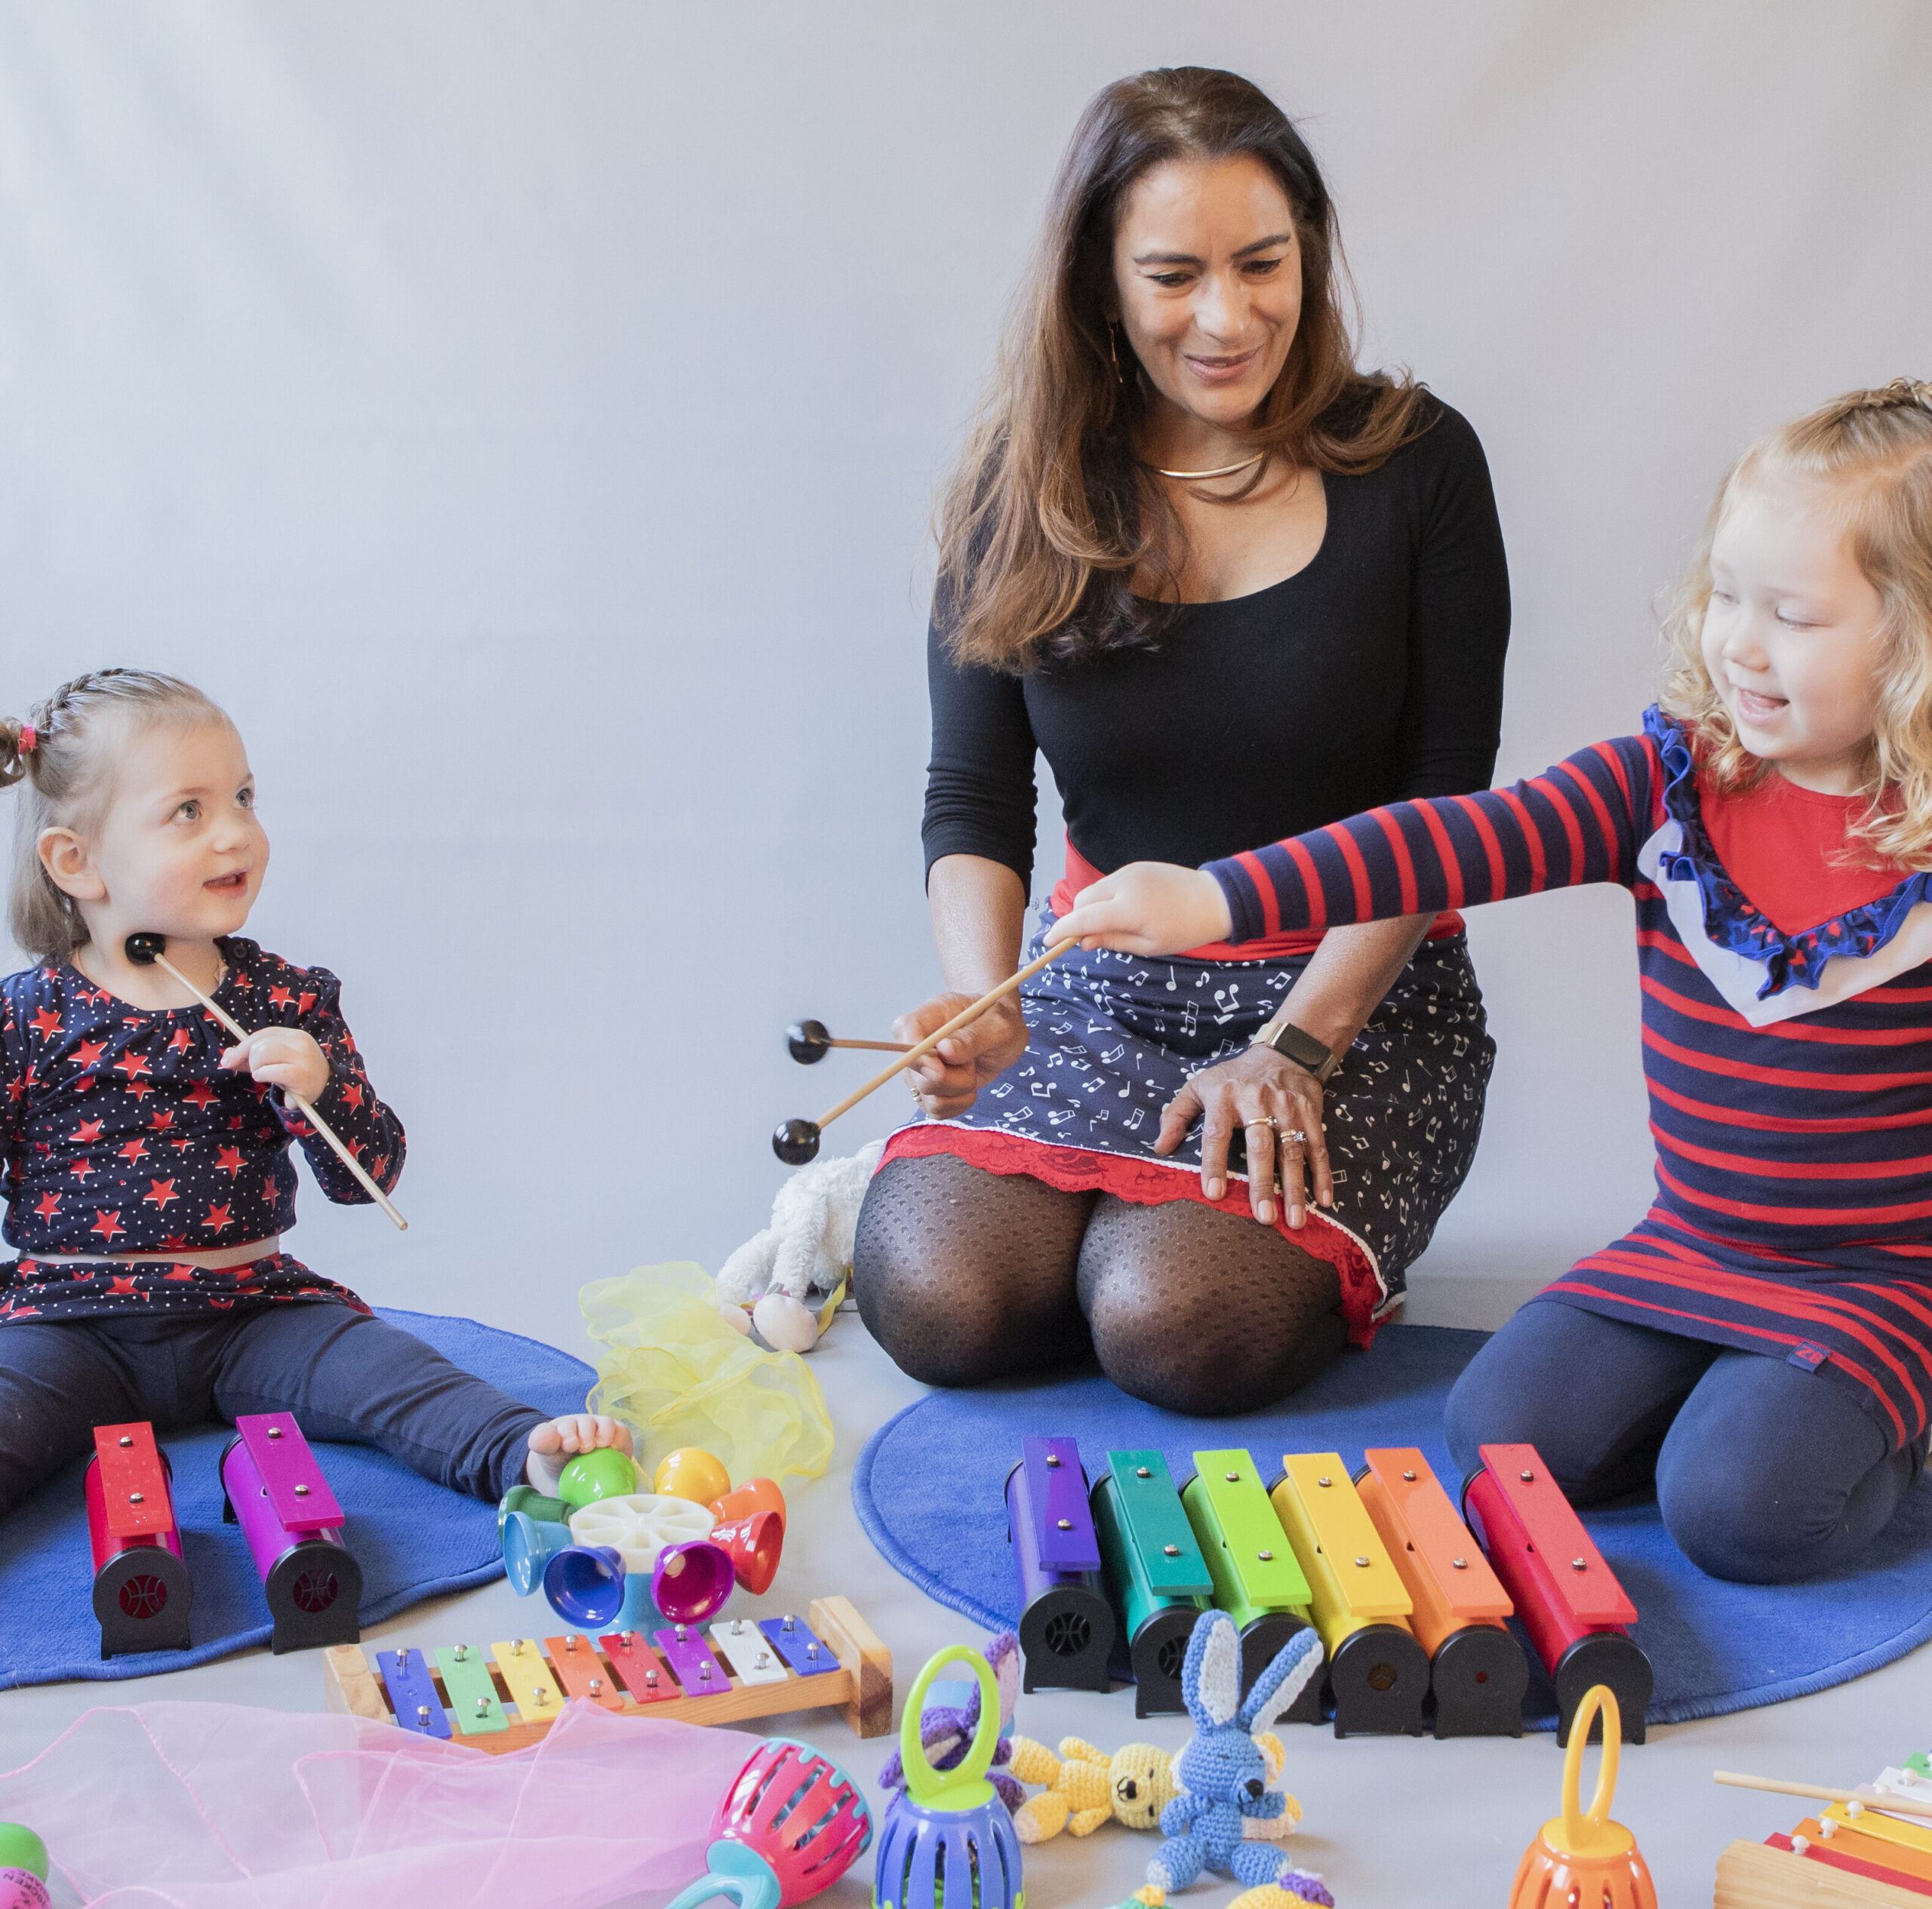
xmin=125 ymin=933 xmax=168 ymax=967
xmin=773 ymin=1118 xmax=822 ymax=1166
xmin=786 ymin=1019 xmax=832 ymax=1065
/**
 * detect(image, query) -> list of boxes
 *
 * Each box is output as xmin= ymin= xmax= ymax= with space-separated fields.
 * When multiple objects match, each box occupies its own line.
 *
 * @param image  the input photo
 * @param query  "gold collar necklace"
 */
xmin=1146 ymin=450 xmax=1267 ymax=481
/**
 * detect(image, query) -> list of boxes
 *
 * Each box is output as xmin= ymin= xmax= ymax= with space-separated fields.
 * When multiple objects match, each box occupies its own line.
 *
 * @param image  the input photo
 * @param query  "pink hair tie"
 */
xmin=17 ymin=724 xmax=35 ymax=753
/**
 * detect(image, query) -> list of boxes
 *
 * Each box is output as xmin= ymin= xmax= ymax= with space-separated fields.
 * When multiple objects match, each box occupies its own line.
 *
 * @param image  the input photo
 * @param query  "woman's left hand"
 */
xmin=1048 ymin=862 xmax=1233 ymax=955
xmin=1152 ymin=1044 xmax=1333 ymax=1228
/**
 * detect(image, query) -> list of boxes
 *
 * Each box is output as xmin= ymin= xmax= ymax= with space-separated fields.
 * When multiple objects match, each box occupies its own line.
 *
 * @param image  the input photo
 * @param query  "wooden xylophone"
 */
xmin=321 ymin=1594 xmax=892 ymax=1749
xmin=1716 ymin=1756 xmax=1932 ymax=1905
xmin=1010 ymin=1434 xmax=1649 ymax=1743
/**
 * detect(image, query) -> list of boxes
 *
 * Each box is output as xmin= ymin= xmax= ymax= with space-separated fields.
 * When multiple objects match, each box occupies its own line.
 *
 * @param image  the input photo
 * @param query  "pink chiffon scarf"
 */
xmin=0 ymin=1699 xmax=760 ymax=1907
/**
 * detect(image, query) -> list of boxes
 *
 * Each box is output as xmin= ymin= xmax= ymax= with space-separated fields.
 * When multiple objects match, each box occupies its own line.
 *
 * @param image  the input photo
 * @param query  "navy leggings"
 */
xmin=1444 ymin=1299 xmax=1926 ymax=1585
xmin=0 ymin=1304 xmax=549 ymax=1519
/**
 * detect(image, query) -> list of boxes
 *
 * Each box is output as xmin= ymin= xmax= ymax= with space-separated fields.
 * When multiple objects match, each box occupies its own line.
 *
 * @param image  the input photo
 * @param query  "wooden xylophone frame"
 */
xmin=321 ymin=1594 xmax=892 ymax=1748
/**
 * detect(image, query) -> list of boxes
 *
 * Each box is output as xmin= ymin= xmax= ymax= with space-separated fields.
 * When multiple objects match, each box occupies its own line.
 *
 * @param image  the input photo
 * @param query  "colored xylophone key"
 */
xmin=1005 ymin=1437 xmax=1116 ymax=1692
xmin=1354 ymin=1448 xmax=1527 ymax=1738
xmin=85 ymin=1422 xmax=193 ymax=1658
xmin=1180 ymin=1449 xmax=1323 ymax=1720
xmin=1090 ymin=1449 xmax=1212 ymax=1718
xmin=1268 ymin=1454 xmax=1430 ymax=1737
xmin=1462 ymin=1443 xmax=1651 ymax=1745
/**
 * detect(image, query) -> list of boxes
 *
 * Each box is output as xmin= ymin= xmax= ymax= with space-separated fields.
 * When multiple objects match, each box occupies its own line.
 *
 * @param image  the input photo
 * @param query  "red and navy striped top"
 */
xmin=1205 ymin=708 xmax=1932 ymax=1452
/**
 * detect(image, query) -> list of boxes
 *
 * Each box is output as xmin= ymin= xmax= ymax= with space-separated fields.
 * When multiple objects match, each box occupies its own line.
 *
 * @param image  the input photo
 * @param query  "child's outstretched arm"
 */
xmin=223 ymin=969 xmax=406 ymax=1203
xmin=1051 ymin=733 xmax=1663 ymax=956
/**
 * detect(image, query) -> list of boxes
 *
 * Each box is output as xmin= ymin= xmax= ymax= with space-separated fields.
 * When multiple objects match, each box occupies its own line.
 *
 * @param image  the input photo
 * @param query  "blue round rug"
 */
xmin=853 ymin=1323 xmax=1932 ymax=1729
xmin=0 ymin=1307 xmax=595 ymax=1690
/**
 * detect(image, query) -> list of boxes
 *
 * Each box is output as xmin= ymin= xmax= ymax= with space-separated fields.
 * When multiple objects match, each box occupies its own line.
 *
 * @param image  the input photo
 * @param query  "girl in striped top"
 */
xmin=1051 ymin=380 xmax=1932 ymax=1584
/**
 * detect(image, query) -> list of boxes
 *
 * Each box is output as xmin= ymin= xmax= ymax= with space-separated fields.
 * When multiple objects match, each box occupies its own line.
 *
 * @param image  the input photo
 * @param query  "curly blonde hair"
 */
xmin=1660 ymin=379 xmax=1932 ymax=868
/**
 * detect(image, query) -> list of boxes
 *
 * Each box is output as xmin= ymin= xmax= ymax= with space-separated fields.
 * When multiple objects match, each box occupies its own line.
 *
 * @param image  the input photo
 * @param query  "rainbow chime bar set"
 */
xmin=1007 ymin=1437 xmax=1653 ymax=1744
xmin=85 ymin=1413 xmax=361 ymax=1660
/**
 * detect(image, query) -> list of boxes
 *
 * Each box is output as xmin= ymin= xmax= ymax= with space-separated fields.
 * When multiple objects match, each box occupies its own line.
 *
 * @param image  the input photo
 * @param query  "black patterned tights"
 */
xmin=852 ymin=1154 xmax=1349 ymax=1416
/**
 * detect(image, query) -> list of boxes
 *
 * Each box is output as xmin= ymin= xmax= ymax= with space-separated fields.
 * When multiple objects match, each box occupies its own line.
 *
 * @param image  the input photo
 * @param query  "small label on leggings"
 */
xmin=1787 ymin=1342 xmax=1829 ymax=1372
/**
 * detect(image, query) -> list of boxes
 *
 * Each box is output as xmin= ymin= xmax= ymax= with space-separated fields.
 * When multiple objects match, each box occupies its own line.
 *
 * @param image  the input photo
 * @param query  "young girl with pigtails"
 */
xmin=0 ymin=669 xmax=629 ymax=1517
xmin=1051 ymin=380 xmax=1932 ymax=1585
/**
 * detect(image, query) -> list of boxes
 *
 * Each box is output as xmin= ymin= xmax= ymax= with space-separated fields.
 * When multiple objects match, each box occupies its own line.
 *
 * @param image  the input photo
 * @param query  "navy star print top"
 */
xmin=0 ymin=938 xmax=404 ymax=1319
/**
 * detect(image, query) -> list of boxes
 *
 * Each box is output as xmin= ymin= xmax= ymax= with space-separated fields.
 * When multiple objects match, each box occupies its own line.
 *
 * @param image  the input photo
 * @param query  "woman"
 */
xmin=853 ymin=66 xmax=1510 ymax=1415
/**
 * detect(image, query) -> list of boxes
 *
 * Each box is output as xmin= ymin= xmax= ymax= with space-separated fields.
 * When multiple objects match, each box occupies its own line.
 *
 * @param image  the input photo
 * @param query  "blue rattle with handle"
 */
xmin=875 ymin=1644 xmax=1025 ymax=1909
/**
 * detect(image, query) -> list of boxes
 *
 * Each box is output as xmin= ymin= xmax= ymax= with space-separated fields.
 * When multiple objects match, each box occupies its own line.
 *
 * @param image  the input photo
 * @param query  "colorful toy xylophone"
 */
xmin=1463 ymin=1443 xmax=1651 ymax=1746
xmin=321 ymin=1594 xmax=893 ymax=1748
xmin=1011 ymin=1435 xmax=1644 ymax=1743
xmin=220 ymin=1412 xmax=363 ymax=1655
xmin=86 ymin=1422 xmax=192 ymax=1658
xmin=1715 ymin=1754 xmax=1932 ymax=1905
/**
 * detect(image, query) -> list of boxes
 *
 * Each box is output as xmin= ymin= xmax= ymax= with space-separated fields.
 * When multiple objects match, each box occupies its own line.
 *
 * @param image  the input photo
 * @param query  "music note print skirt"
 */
xmin=880 ymin=903 xmax=1497 ymax=1345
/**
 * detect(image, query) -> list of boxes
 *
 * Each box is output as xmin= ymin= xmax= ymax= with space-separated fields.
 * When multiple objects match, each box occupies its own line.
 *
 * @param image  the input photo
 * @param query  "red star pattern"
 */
xmin=1 ymin=939 xmax=399 ymax=1320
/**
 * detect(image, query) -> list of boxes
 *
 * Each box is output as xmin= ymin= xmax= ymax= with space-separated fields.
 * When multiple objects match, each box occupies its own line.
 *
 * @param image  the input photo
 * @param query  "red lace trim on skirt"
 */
xmin=879 ymin=1122 xmax=1386 ymax=1348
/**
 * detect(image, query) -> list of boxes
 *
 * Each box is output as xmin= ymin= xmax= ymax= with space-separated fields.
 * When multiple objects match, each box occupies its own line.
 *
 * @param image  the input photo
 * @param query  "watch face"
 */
xmin=1271 ymin=1024 xmax=1332 ymax=1074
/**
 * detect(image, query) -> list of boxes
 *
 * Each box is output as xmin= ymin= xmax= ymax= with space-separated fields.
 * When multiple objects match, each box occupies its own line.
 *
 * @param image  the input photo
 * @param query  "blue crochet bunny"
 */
xmin=1145 ymin=1611 xmax=1325 ymax=1895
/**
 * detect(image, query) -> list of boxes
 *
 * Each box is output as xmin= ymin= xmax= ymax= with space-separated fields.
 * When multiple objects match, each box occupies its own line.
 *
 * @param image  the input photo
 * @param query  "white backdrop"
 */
xmin=2 ymin=2 xmax=1929 ymax=1351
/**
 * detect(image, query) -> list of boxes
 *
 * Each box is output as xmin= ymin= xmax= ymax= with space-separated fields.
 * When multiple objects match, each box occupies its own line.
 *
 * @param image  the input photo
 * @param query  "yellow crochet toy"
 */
xmin=1008 ymin=1735 xmax=1180 ymax=1843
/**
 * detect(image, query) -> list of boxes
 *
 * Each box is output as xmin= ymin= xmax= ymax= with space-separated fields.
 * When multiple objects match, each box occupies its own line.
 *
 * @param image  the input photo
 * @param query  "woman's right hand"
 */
xmin=896 ymin=992 xmax=1029 ymax=1119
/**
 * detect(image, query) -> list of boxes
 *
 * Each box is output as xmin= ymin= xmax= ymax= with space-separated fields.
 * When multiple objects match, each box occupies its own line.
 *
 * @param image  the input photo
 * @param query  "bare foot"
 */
xmin=525 ymin=1413 xmax=635 ymax=1494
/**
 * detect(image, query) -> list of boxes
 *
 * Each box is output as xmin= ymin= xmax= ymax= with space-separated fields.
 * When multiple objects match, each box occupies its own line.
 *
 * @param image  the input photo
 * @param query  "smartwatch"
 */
xmin=1250 ymin=1019 xmax=1338 ymax=1081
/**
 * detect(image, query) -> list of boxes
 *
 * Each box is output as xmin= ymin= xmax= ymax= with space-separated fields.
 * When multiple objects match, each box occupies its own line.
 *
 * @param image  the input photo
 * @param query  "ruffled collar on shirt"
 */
xmin=1644 ymin=704 xmax=1932 ymax=996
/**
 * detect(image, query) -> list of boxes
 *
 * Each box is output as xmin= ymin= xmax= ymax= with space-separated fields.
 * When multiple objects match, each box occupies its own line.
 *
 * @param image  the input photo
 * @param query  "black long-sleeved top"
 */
xmin=921 ymin=394 xmax=1511 ymax=890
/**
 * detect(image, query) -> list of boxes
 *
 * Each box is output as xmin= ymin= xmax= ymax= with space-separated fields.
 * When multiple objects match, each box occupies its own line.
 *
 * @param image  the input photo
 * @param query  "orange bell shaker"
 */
xmin=1508 ymin=1685 xmax=1656 ymax=1909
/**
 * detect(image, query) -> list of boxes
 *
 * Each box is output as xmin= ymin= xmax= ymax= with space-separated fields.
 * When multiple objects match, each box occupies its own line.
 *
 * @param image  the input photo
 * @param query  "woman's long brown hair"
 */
xmin=937 ymin=66 xmax=1428 ymax=672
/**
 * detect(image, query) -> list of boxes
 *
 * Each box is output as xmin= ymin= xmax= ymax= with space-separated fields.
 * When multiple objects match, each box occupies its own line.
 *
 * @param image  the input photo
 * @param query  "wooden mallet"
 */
xmin=786 ymin=1019 xmax=912 ymax=1064
xmin=125 ymin=933 xmax=408 ymax=1231
xmin=773 ymin=941 xmax=1072 ymax=1164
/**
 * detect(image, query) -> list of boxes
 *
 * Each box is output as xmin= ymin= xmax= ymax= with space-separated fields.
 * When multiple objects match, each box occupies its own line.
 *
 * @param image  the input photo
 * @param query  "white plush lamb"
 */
xmin=718 ymin=1139 xmax=883 ymax=1351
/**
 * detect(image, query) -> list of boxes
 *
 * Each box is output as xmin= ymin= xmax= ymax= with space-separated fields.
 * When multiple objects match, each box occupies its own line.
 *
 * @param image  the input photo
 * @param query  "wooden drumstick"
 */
xmin=125 ymin=934 xmax=408 ymax=1231
xmin=786 ymin=1020 xmax=913 ymax=1064
xmin=1714 ymin=1769 xmax=1932 ymax=1821
xmin=774 ymin=940 xmax=1073 ymax=1164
